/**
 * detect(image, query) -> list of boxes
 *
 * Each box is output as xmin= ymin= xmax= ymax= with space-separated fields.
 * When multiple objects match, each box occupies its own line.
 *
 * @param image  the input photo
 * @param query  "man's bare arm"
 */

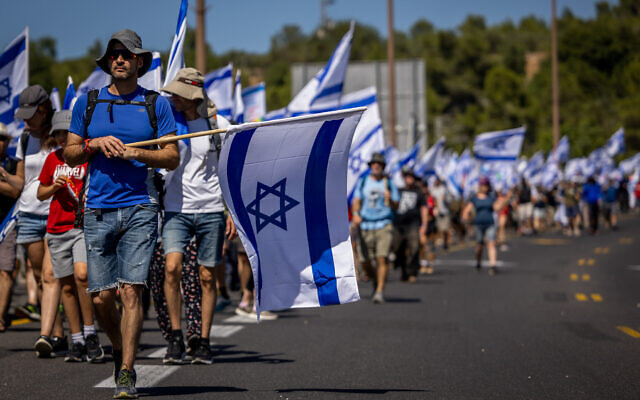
xmin=121 ymin=133 xmax=180 ymax=170
xmin=63 ymin=132 xmax=92 ymax=167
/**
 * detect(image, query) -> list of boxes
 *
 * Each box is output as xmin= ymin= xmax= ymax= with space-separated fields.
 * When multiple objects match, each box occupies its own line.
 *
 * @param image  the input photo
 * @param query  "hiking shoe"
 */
xmin=191 ymin=338 xmax=213 ymax=365
xmin=489 ymin=266 xmax=497 ymax=276
xmin=163 ymin=334 xmax=185 ymax=365
xmin=258 ymin=310 xmax=278 ymax=321
xmin=185 ymin=335 xmax=199 ymax=360
xmin=372 ymin=291 xmax=385 ymax=304
xmin=34 ymin=335 xmax=53 ymax=358
xmin=114 ymin=368 xmax=138 ymax=399
xmin=215 ymin=296 xmax=231 ymax=312
xmin=51 ymin=336 xmax=68 ymax=355
xmin=85 ymin=334 xmax=105 ymax=363
xmin=16 ymin=303 xmax=40 ymax=321
xmin=65 ymin=341 xmax=86 ymax=362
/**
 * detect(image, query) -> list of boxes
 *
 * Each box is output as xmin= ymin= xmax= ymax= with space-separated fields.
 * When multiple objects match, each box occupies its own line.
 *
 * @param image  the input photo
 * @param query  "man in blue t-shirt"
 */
xmin=64 ymin=29 xmax=178 ymax=398
xmin=352 ymin=152 xmax=399 ymax=304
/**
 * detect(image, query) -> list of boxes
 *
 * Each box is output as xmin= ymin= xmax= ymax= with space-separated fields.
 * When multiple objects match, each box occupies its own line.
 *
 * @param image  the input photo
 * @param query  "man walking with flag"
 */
xmin=64 ymin=29 xmax=178 ymax=399
xmin=159 ymin=68 xmax=236 ymax=365
xmin=352 ymin=152 xmax=399 ymax=303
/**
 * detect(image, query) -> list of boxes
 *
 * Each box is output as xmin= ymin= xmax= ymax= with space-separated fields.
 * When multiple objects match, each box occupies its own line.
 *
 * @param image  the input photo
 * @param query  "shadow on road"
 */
xmin=140 ymin=385 xmax=247 ymax=396
xmin=277 ymin=388 xmax=430 ymax=395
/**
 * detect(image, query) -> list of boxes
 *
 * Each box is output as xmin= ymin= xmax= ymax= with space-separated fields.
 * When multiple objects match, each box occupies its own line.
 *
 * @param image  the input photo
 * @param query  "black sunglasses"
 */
xmin=108 ymin=49 xmax=137 ymax=61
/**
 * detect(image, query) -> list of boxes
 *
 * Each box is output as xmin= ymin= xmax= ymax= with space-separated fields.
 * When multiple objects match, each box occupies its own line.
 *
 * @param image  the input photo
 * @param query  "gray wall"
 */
xmin=292 ymin=59 xmax=427 ymax=152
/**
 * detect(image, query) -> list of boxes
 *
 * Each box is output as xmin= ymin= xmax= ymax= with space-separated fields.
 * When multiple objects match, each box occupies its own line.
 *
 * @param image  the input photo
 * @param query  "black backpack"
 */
xmin=74 ymin=88 xmax=161 ymax=227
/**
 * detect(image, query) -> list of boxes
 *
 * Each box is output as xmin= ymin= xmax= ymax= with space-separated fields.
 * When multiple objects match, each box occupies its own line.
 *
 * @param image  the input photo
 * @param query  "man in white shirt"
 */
xmin=160 ymin=68 xmax=236 ymax=365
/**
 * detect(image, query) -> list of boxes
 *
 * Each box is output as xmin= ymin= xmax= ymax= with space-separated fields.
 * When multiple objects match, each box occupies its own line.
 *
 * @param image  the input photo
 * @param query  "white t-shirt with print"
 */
xmin=16 ymin=135 xmax=53 ymax=215
xmin=163 ymin=117 xmax=226 ymax=213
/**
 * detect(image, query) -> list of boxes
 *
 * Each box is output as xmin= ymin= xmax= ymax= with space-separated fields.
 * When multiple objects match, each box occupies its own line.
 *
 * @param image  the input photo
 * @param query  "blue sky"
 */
xmin=2 ymin=0 xmax=600 ymax=60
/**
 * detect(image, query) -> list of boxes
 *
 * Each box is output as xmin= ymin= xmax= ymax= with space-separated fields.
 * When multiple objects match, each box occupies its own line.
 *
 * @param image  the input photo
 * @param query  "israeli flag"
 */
xmin=0 ymin=205 xmax=18 ymax=244
xmin=550 ymin=135 xmax=569 ymax=163
xmin=448 ymin=149 xmax=474 ymax=198
xmin=287 ymin=22 xmax=354 ymax=116
xmin=606 ymin=127 xmax=624 ymax=157
xmin=389 ymin=141 xmax=422 ymax=189
xmin=619 ymin=153 xmax=640 ymax=175
xmin=62 ymin=76 xmax=76 ymax=110
xmin=139 ymin=52 xmax=162 ymax=91
xmin=76 ymin=67 xmax=111 ymax=97
xmin=473 ymin=126 xmax=525 ymax=161
xmin=164 ymin=0 xmax=188 ymax=87
xmin=50 ymin=88 xmax=61 ymax=111
xmin=0 ymin=28 xmax=28 ymax=137
xmin=344 ymin=87 xmax=384 ymax=201
xmin=218 ymin=108 xmax=365 ymax=316
xmin=242 ymin=82 xmax=266 ymax=122
xmin=205 ymin=64 xmax=233 ymax=118
xmin=232 ymin=70 xmax=244 ymax=123
xmin=523 ymin=151 xmax=544 ymax=181
xmin=415 ymin=138 xmax=445 ymax=178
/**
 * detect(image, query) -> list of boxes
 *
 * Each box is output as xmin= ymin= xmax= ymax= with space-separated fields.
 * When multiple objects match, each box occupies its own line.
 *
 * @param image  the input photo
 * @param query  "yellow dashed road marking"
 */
xmin=616 ymin=326 xmax=640 ymax=339
xmin=570 ymin=273 xmax=578 ymax=281
xmin=575 ymin=293 xmax=588 ymax=302
xmin=590 ymin=294 xmax=603 ymax=302
xmin=578 ymin=259 xmax=585 ymax=266
xmin=619 ymin=237 xmax=633 ymax=245
xmin=587 ymin=259 xmax=595 ymax=266
xmin=10 ymin=318 xmax=31 ymax=326
xmin=532 ymin=238 xmax=569 ymax=245
xmin=582 ymin=274 xmax=590 ymax=281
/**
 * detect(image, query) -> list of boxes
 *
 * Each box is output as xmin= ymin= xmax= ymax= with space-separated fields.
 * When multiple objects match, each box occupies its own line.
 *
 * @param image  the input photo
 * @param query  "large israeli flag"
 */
xmin=287 ymin=22 xmax=354 ymax=116
xmin=218 ymin=108 xmax=364 ymax=316
xmin=550 ymin=135 xmax=569 ymax=163
xmin=242 ymin=82 xmax=266 ymax=122
xmin=414 ymin=138 xmax=445 ymax=178
xmin=473 ymin=126 xmax=525 ymax=161
xmin=606 ymin=127 xmax=624 ymax=157
xmin=62 ymin=76 xmax=76 ymax=110
xmin=0 ymin=28 xmax=28 ymax=137
xmin=164 ymin=0 xmax=188 ymax=87
xmin=205 ymin=64 xmax=233 ymax=118
xmin=232 ymin=70 xmax=244 ymax=123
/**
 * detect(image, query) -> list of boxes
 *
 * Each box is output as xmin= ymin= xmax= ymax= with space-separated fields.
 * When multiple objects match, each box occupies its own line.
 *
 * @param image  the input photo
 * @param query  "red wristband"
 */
xmin=83 ymin=139 xmax=96 ymax=154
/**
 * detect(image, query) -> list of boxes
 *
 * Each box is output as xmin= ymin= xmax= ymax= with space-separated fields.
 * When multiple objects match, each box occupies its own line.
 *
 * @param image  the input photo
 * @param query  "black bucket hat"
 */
xmin=368 ymin=152 xmax=386 ymax=166
xmin=96 ymin=29 xmax=153 ymax=77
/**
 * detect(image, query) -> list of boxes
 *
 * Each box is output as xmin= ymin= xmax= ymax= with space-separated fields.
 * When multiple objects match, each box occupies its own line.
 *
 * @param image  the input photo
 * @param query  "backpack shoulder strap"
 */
xmin=82 ymin=89 xmax=100 ymax=139
xmin=143 ymin=90 xmax=159 ymax=141
xmin=19 ymin=132 xmax=30 ymax=159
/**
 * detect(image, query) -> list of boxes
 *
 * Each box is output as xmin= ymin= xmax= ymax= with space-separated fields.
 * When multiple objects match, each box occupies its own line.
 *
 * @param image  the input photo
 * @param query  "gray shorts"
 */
xmin=46 ymin=228 xmax=87 ymax=279
xmin=473 ymin=224 xmax=496 ymax=244
xmin=0 ymin=229 xmax=17 ymax=272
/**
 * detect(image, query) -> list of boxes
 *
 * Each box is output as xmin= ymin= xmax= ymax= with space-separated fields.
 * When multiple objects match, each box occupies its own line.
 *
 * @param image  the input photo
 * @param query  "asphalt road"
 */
xmin=1 ymin=215 xmax=639 ymax=399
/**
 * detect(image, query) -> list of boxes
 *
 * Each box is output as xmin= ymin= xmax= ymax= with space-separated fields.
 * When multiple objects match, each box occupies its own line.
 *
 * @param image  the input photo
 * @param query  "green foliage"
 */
xmin=26 ymin=1 xmax=640 ymax=156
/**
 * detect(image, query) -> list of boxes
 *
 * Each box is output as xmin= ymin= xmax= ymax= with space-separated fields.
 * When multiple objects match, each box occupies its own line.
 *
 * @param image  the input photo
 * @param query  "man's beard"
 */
xmin=111 ymin=64 xmax=137 ymax=81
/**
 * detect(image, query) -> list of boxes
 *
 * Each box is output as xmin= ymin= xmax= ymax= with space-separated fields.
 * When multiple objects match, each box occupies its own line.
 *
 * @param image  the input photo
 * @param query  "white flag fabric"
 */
xmin=218 ymin=109 xmax=364 ymax=316
xmin=242 ymin=82 xmax=266 ymax=122
xmin=50 ymin=88 xmax=61 ymax=111
xmin=287 ymin=22 xmax=354 ymax=116
xmin=163 ymin=0 xmax=188 ymax=87
xmin=76 ymin=67 xmax=111 ymax=97
xmin=473 ymin=126 xmax=525 ymax=162
xmin=62 ymin=76 xmax=76 ymax=110
xmin=0 ymin=28 xmax=28 ymax=137
xmin=0 ymin=205 xmax=18 ymax=244
xmin=415 ymin=138 xmax=445 ymax=178
xmin=389 ymin=141 xmax=422 ymax=189
xmin=606 ymin=127 xmax=624 ymax=157
xmin=139 ymin=52 xmax=162 ymax=91
xmin=550 ymin=135 xmax=569 ymax=163
xmin=232 ymin=70 xmax=244 ymax=123
xmin=204 ymin=64 xmax=233 ymax=118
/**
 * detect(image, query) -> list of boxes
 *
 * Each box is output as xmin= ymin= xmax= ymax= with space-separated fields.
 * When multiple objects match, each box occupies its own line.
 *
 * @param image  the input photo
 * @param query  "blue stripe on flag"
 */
xmin=349 ymin=123 xmax=382 ymax=155
xmin=204 ymin=69 xmax=232 ymax=86
xmin=311 ymin=83 xmax=344 ymax=104
xmin=0 ymin=36 xmax=25 ymax=71
xmin=241 ymin=83 xmax=265 ymax=97
xmin=304 ymin=119 xmax=343 ymax=306
xmin=175 ymin=0 xmax=188 ymax=36
xmin=475 ymin=155 xmax=518 ymax=161
xmin=226 ymin=129 xmax=263 ymax=304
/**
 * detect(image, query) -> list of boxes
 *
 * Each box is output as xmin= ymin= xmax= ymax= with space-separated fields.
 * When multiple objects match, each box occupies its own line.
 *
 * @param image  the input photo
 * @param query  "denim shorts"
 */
xmin=16 ymin=212 xmax=48 ymax=245
xmin=473 ymin=224 xmax=497 ymax=244
xmin=84 ymin=204 xmax=159 ymax=292
xmin=162 ymin=212 xmax=225 ymax=267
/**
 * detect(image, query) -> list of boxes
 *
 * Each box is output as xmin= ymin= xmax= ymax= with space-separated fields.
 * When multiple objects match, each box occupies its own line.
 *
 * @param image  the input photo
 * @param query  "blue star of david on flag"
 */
xmin=349 ymin=153 xmax=364 ymax=174
xmin=246 ymin=178 xmax=300 ymax=233
xmin=0 ymin=78 xmax=11 ymax=104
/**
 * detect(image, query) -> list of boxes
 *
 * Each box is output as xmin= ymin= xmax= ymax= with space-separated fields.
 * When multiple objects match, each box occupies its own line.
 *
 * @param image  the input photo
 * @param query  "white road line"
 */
xmin=211 ymin=324 xmax=244 ymax=337
xmin=433 ymin=259 xmax=516 ymax=267
xmin=628 ymin=265 xmax=640 ymax=271
xmin=94 ymin=365 xmax=179 ymax=388
xmin=224 ymin=315 xmax=259 ymax=324
xmin=147 ymin=347 xmax=167 ymax=359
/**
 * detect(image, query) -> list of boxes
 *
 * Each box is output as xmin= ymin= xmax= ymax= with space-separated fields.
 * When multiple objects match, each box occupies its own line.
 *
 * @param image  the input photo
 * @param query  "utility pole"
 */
xmin=387 ymin=0 xmax=397 ymax=147
xmin=320 ymin=0 xmax=334 ymax=28
xmin=195 ymin=0 xmax=207 ymax=73
xmin=551 ymin=0 xmax=559 ymax=150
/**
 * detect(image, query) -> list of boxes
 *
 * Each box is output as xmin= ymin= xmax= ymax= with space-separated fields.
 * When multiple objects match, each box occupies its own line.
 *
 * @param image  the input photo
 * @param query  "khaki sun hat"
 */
xmin=162 ymin=68 xmax=218 ymax=119
xmin=0 ymin=122 xmax=10 ymax=139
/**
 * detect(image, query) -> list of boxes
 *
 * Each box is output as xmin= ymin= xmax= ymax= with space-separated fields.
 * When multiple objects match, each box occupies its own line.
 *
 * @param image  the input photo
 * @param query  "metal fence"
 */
xmin=292 ymin=59 xmax=427 ymax=152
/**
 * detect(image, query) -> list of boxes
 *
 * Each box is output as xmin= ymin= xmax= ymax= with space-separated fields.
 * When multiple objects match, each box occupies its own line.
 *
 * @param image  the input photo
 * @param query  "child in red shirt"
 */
xmin=37 ymin=110 xmax=103 ymax=362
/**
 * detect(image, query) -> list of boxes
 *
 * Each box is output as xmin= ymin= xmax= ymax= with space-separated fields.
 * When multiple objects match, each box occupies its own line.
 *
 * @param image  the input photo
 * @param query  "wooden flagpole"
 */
xmin=126 ymin=128 xmax=227 ymax=147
